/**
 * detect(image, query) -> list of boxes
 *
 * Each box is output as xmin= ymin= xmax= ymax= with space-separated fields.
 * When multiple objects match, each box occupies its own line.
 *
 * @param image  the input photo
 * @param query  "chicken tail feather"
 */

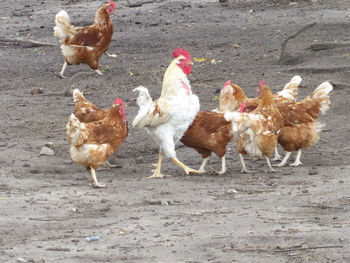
xmin=132 ymin=86 xmax=153 ymax=128
xmin=54 ymin=10 xmax=73 ymax=42
xmin=276 ymin=75 xmax=302 ymax=102
xmin=66 ymin=113 xmax=88 ymax=146
xmin=73 ymin=89 xmax=86 ymax=103
xmin=308 ymin=81 xmax=333 ymax=115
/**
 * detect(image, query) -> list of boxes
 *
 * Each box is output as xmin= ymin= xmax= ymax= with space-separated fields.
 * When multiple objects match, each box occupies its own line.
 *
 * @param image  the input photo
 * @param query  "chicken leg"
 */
xmin=217 ymin=155 xmax=227 ymax=175
xmin=59 ymin=61 xmax=68 ymax=78
xmin=290 ymin=149 xmax=303 ymax=166
xmin=274 ymin=151 xmax=292 ymax=167
xmin=95 ymin=69 xmax=103 ymax=75
xmin=272 ymin=147 xmax=282 ymax=161
xmin=171 ymin=157 xmax=201 ymax=175
xmin=89 ymin=166 xmax=106 ymax=188
xmin=210 ymin=155 xmax=227 ymax=175
xmin=239 ymin=153 xmax=256 ymax=173
xmin=105 ymin=52 xmax=117 ymax=58
xmin=148 ymin=152 xmax=171 ymax=179
xmin=265 ymin=156 xmax=281 ymax=172
xmin=198 ymin=157 xmax=209 ymax=173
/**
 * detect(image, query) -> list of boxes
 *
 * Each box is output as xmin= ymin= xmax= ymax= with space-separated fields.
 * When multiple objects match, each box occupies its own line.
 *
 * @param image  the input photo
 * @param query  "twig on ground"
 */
xmin=46 ymin=247 xmax=71 ymax=252
xmin=286 ymin=66 xmax=350 ymax=74
xmin=0 ymin=37 xmax=55 ymax=48
xmin=310 ymin=42 xmax=350 ymax=51
xmin=278 ymin=22 xmax=317 ymax=62
xmin=126 ymin=0 xmax=154 ymax=8
xmin=235 ymin=245 xmax=343 ymax=253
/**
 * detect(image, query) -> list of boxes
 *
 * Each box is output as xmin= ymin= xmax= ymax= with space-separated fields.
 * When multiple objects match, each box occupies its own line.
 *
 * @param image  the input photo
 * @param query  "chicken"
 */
xmin=213 ymin=80 xmax=247 ymax=113
xmin=66 ymin=99 xmax=127 ymax=188
xmin=274 ymin=81 xmax=333 ymax=167
xmin=73 ymin=89 xmax=110 ymax=123
xmin=132 ymin=47 xmax=200 ymax=178
xmin=54 ymin=1 xmax=117 ymax=78
xmin=180 ymin=111 xmax=234 ymax=174
xmin=224 ymin=82 xmax=284 ymax=173
xmin=72 ymin=88 xmax=124 ymax=168
xmin=216 ymin=76 xmax=302 ymax=113
xmin=217 ymin=76 xmax=302 ymax=160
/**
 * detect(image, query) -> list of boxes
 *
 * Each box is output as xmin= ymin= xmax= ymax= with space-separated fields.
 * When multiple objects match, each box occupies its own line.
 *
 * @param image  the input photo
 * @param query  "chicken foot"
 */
xmin=274 ymin=150 xmax=303 ymax=167
xmin=89 ymin=166 xmax=106 ymax=188
xmin=198 ymin=157 xmax=209 ymax=173
xmin=148 ymin=152 xmax=171 ymax=179
xmin=59 ymin=61 xmax=68 ymax=78
xmin=95 ymin=69 xmax=103 ymax=75
xmin=171 ymin=157 xmax=201 ymax=175
xmin=274 ymin=151 xmax=292 ymax=167
xmin=105 ymin=52 xmax=117 ymax=58
xmin=265 ymin=156 xmax=281 ymax=172
xmin=239 ymin=153 xmax=257 ymax=173
xmin=209 ymin=156 xmax=227 ymax=175
xmin=272 ymin=147 xmax=282 ymax=161
xmin=290 ymin=149 xmax=303 ymax=166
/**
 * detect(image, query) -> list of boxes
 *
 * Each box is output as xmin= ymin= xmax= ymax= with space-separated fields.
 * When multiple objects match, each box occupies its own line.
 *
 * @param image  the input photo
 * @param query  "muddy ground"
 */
xmin=0 ymin=0 xmax=350 ymax=262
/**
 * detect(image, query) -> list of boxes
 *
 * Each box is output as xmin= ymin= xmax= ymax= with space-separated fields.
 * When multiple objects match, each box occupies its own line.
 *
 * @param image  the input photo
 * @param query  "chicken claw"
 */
xmin=105 ymin=52 xmax=117 ymax=58
xmin=198 ymin=157 xmax=209 ymax=173
xmin=95 ymin=69 xmax=104 ymax=76
xmin=272 ymin=147 xmax=282 ymax=161
xmin=289 ymin=149 xmax=303 ymax=166
xmin=89 ymin=166 xmax=106 ymax=188
xmin=148 ymin=170 xmax=172 ymax=179
xmin=171 ymin=157 xmax=201 ymax=175
xmin=239 ymin=154 xmax=256 ymax=174
xmin=59 ymin=61 xmax=68 ymax=78
xmin=148 ymin=153 xmax=172 ymax=179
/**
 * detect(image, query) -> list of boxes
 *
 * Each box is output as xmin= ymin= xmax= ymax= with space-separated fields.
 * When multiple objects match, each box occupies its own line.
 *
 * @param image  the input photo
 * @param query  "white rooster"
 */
xmin=132 ymin=47 xmax=200 ymax=178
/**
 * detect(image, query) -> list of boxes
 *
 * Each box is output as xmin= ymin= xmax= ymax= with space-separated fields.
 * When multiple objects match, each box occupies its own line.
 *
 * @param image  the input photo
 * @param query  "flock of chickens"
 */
xmin=55 ymin=2 xmax=333 ymax=188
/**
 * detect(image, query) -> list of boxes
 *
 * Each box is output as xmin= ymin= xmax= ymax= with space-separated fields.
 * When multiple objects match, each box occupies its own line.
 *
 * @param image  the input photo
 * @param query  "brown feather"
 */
xmin=181 ymin=111 xmax=234 ymax=159
xmin=60 ymin=4 xmax=114 ymax=70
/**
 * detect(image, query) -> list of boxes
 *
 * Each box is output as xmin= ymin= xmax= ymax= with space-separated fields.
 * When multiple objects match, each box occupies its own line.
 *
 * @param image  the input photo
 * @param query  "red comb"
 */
xmin=113 ymin=98 xmax=123 ymax=105
xmin=239 ymin=102 xmax=246 ymax=113
xmin=224 ymin=80 xmax=231 ymax=87
xmin=108 ymin=1 xmax=116 ymax=8
xmin=259 ymin=80 xmax=264 ymax=87
xmin=172 ymin=47 xmax=191 ymax=60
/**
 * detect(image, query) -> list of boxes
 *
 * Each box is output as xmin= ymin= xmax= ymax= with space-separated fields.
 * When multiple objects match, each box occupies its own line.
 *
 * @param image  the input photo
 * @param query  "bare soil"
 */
xmin=0 ymin=0 xmax=349 ymax=262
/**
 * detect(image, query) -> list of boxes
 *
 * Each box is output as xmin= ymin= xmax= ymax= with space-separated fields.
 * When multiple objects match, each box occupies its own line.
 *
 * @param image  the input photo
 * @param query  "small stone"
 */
xmin=31 ymin=88 xmax=44 ymax=95
xmin=301 ymin=189 xmax=309 ymax=193
xmin=40 ymin=146 xmax=55 ymax=156
xmin=17 ymin=258 xmax=27 ymax=263
xmin=45 ymin=142 xmax=54 ymax=149
xmin=309 ymin=167 xmax=318 ymax=175
xmin=226 ymin=188 xmax=237 ymax=194
xmin=161 ymin=200 xmax=169 ymax=206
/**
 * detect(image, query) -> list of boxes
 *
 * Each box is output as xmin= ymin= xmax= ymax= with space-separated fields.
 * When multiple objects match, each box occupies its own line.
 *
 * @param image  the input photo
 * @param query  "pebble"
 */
xmin=40 ymin=146 xmax=55 ymax=156
xmin=31 ymin=88 xmax=44 ymax=95
xmin=161 ymin=200 xmax=169 ymax=206
xmin=85 ymin=236 xmax=99 ymax=242
xmin=309 ymin=167 xmax=318 ymax=175
xmin=226 ymin=188 xmax=238 ymax=194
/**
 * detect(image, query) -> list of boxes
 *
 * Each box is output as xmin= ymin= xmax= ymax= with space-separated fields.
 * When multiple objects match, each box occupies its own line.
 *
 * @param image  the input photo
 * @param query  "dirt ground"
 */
xmin=0 ymin=0 xmax=350 ymax=262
